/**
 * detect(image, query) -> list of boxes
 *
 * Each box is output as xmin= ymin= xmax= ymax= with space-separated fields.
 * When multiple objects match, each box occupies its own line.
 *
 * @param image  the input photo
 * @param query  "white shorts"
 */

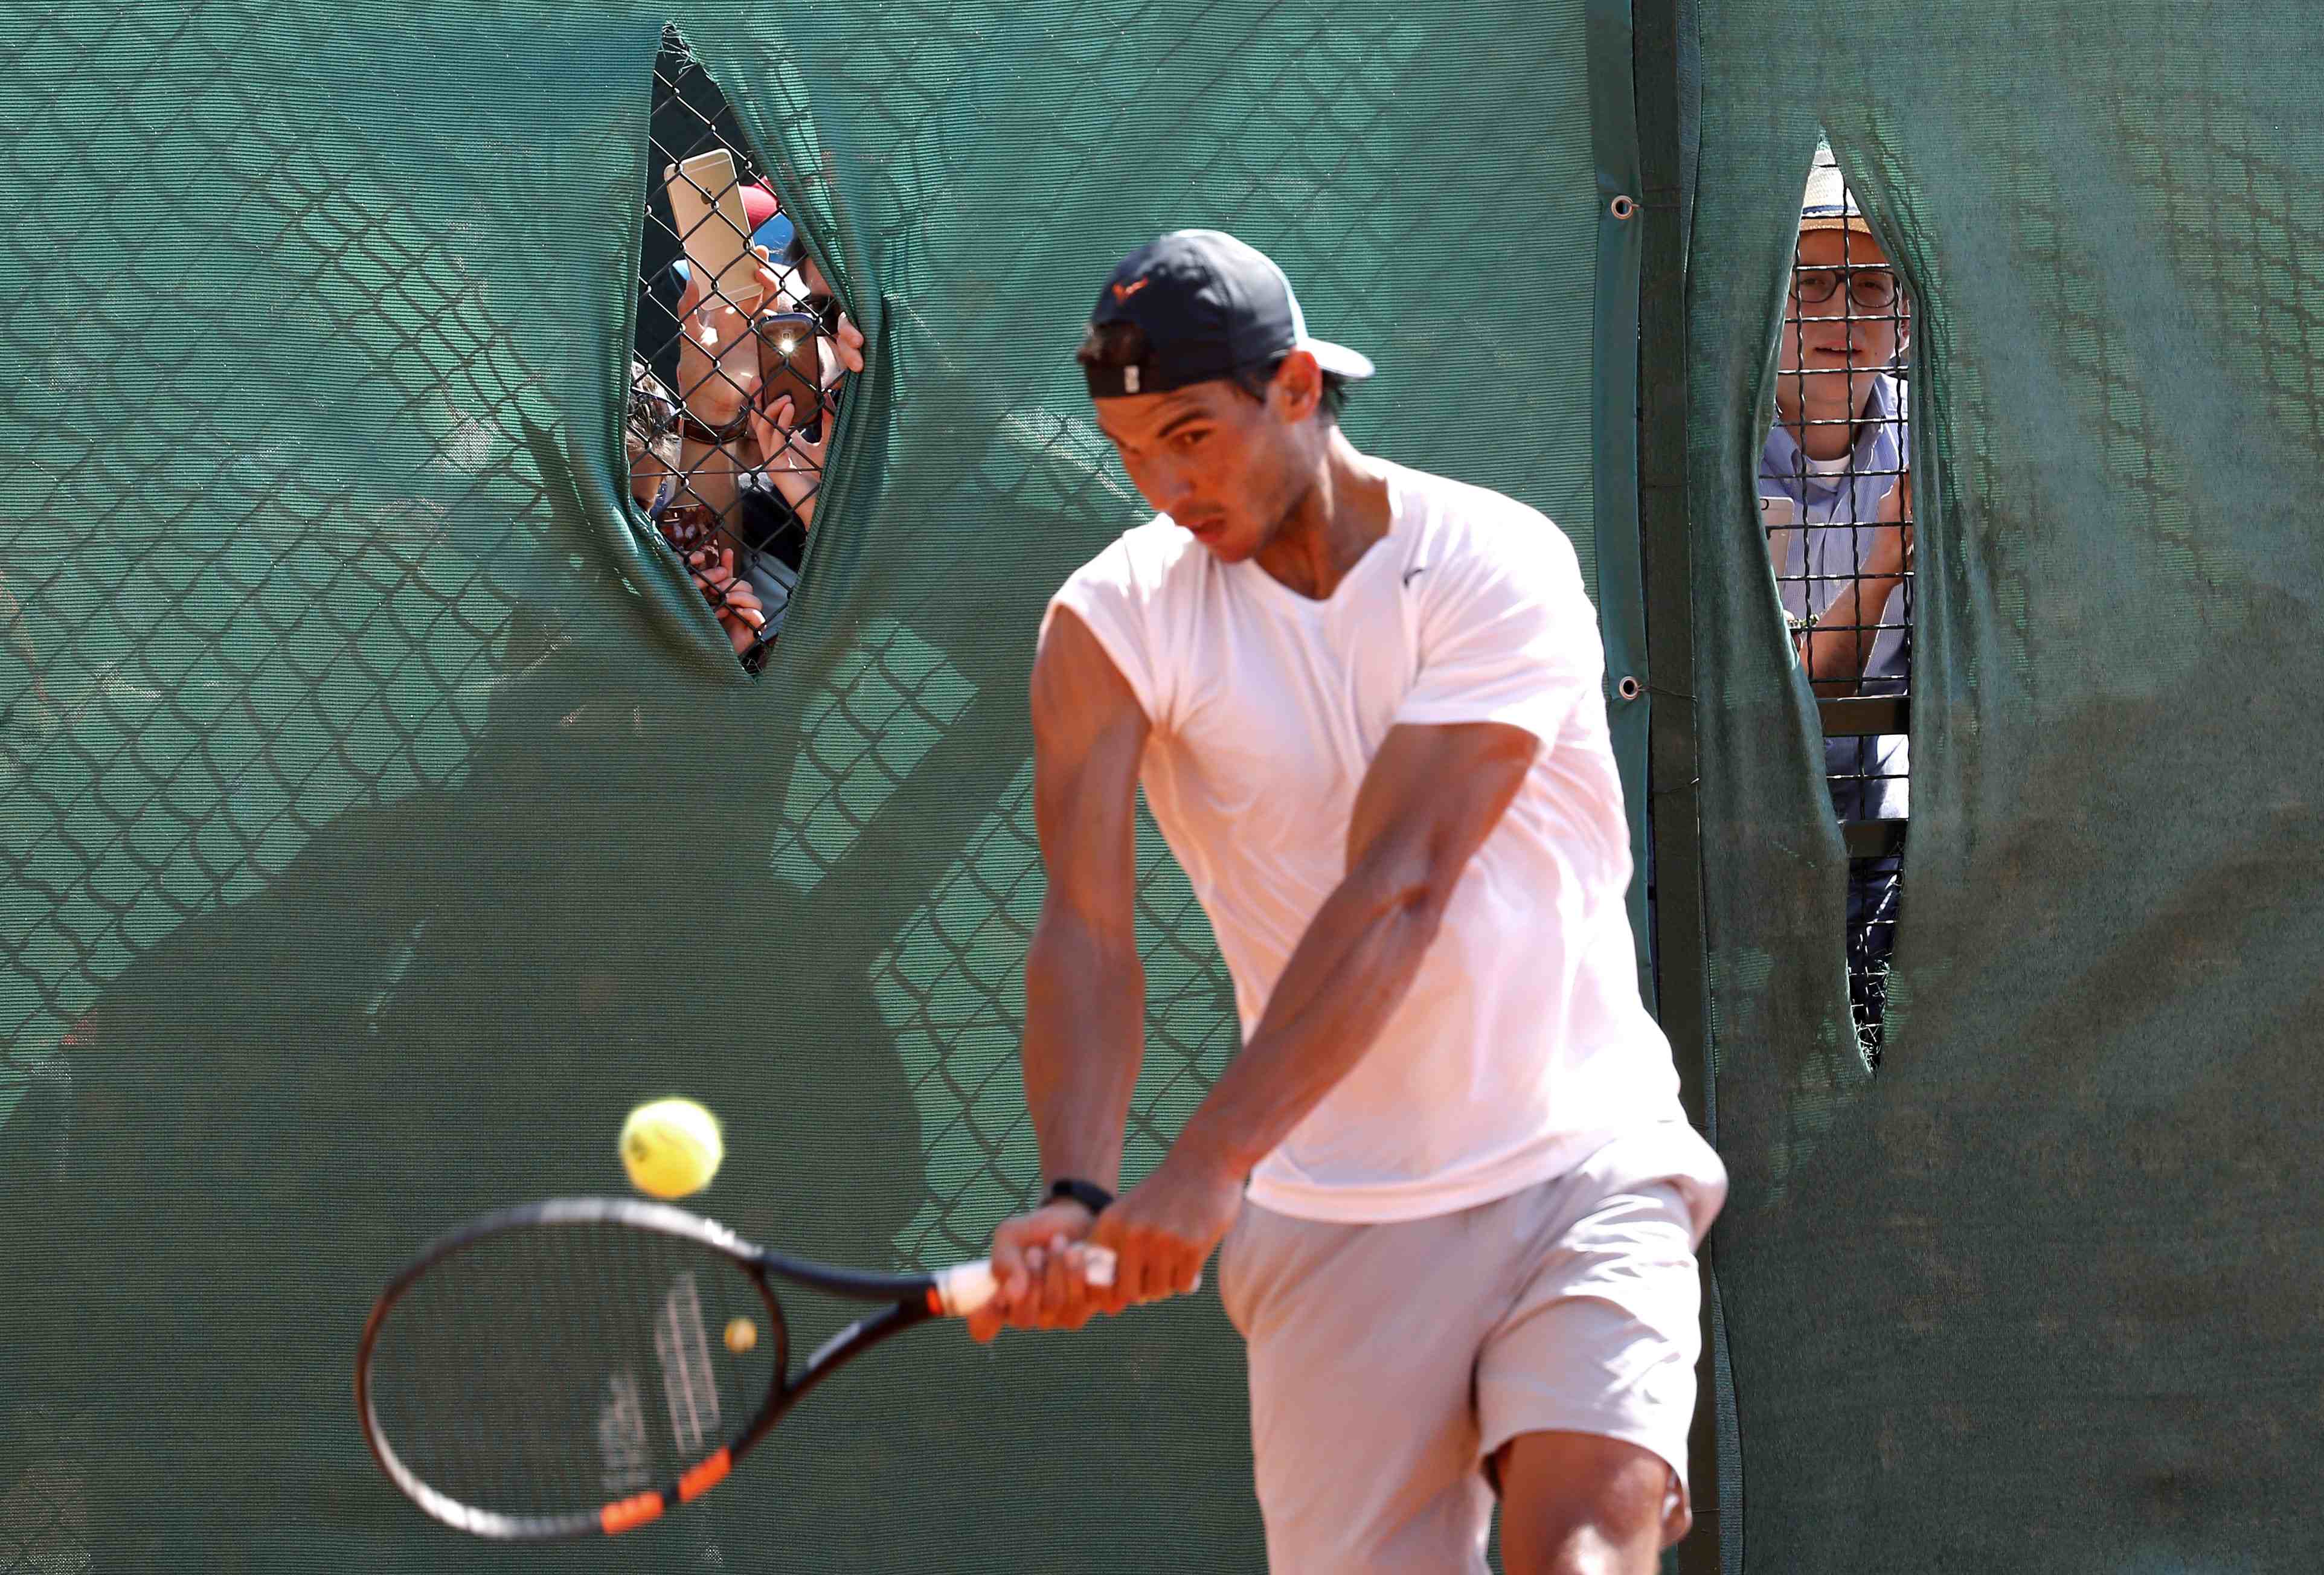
xmin=1216 ymin=1125 xmax=1724 ymax=1574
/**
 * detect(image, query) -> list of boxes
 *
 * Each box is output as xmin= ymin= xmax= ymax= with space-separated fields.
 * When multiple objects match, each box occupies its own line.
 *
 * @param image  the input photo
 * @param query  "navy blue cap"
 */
xmin=1082 ymin=229 xmax=1375 ymax=399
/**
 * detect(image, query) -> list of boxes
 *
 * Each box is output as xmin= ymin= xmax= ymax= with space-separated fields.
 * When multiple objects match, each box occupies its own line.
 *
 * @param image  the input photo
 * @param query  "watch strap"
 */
xmin=1046 ymin=1177 xmax=1115 ymax=1215
xmin=681 ymin=408 xmax=754 ymax=446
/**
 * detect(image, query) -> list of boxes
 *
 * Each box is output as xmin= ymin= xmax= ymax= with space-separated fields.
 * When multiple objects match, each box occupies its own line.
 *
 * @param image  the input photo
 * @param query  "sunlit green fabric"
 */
xmin=1683 ymin=3 xmax=2324 ymax=1570
xmin=0 ymin=5 xmax=1630 ymax=1567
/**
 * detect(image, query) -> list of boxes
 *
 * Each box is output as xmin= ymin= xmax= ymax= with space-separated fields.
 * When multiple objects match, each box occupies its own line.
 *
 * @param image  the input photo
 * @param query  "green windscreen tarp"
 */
xmin=1678 ymin=2 xmax=2324 ymax=1570
xmin=20 ymin=2 xmax=2316 ymax=1569
xmin=0 ymin=5 xmax=1634 ymax=1568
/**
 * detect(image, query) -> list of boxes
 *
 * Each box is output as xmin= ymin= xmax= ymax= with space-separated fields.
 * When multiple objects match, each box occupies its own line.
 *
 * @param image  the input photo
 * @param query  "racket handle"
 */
xmin=930 ymin=1245 xmax=1118 ymax=1317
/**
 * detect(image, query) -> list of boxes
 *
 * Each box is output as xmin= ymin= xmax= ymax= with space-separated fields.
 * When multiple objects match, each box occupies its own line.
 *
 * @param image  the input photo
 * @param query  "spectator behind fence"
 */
xmin=1760 ymin=149 xmax=1912 ymax=1045
xmin=653 ymin=184 xmax=867 ymax=661
xmin=625 ymin=358 xmax=683 ymax=519
xmin=1762 ymin=152 xmax=1912 ymax=717
xmin=750 ymin=233 xmax=854 ymax=533
xmin=1762 ymin=151 xmax=1912 ymax=814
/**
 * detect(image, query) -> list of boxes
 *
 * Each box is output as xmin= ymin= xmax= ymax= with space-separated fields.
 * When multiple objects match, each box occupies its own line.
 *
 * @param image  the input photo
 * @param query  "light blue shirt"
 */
xmin=1759 ymin=373 xmax=1910 ymax=821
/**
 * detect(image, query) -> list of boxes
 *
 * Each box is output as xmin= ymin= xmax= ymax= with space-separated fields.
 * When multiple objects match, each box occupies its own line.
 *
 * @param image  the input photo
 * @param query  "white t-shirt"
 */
xmin=1044 ymin=461 xmax=1712 ymax=1224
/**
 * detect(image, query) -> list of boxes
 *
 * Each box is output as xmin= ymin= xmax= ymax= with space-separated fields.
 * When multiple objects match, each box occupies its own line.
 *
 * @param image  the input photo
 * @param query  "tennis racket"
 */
xmin=355 ymin=1196 xmax=1111 ymax=1541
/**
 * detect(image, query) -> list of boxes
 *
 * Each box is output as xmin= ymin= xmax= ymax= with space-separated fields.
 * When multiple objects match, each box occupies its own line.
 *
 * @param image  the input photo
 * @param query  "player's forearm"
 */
xmin=1173 ymin=864 xmax=1442 ymax=1179
xmin=1022 ymin=902 xmax=1145 ymax=1192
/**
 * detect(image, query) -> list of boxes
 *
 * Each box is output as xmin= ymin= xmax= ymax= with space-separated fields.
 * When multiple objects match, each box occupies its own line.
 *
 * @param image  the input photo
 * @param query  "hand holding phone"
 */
xmin=666 ymin=149 xmax=765 ymax=312
xmin=751 ymin=310 xmax=823 ymax=436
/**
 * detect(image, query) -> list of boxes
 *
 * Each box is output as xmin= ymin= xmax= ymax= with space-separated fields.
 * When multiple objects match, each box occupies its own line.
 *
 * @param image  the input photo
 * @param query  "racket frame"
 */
xmin=355 ymin=1196 xmax=974 ymax=1541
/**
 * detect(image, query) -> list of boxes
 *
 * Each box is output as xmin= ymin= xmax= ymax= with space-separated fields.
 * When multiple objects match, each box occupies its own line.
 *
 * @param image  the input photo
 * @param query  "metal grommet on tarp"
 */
xmin=1617 ymin=675 xmax=1643 ymax=701
xmin=1610 ymin=194 xmax=1637 ymax=219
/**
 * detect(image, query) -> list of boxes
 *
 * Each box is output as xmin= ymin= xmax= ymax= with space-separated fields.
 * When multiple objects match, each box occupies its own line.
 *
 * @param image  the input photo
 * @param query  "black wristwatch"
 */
xmin=1046 ymin=1177 xmax=1115 ymax=1215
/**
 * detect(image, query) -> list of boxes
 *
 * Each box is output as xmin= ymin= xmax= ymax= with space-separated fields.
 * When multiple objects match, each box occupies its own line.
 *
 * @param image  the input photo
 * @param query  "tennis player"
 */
xmin=968 ymin=229 xmax=1727 ymax=1574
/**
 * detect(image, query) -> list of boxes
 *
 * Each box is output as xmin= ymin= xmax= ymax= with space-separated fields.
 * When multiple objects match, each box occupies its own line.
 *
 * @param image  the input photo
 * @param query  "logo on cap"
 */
xmin=1109 ymin=277 xmax=1151 ymax=304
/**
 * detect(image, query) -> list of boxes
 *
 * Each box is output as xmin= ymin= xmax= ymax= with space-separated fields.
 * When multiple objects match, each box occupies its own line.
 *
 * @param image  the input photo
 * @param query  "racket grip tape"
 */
xmin=930 ymin=1246 xmax=1117 ymax=1316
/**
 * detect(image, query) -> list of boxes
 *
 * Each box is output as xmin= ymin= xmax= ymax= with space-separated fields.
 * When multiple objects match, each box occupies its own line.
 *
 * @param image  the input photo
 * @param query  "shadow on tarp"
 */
xmin=0 ymin=628 xmax=1257 ymax=1570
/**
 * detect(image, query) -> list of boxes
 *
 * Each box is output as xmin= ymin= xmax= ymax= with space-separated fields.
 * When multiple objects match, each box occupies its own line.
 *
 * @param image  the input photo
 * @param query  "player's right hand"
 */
xmin=965 ymin=1199 xmax=1103 ymax=1344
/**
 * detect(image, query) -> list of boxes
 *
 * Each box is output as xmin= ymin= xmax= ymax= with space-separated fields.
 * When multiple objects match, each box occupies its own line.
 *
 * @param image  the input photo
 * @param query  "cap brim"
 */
xmin=1302 ymin=337 xmax=1375 ymax=381
xmin=1799 ymin=214 xmax=1878 ymax=237
xmin=752 ymin=214 xmax=796 ymax=257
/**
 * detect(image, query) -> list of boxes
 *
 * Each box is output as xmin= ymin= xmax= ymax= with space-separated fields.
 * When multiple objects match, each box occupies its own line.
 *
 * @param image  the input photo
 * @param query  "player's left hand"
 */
xmin=1086 ymin=1147 xmax=1244 ymax=1314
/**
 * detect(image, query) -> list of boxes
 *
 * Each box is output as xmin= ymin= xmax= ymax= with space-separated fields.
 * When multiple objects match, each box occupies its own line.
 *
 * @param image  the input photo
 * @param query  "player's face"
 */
xmin=1091 ymin=376 xmax=1315 ymax=563
xmin=1777 ymin=226 xmax=1906 ymax=413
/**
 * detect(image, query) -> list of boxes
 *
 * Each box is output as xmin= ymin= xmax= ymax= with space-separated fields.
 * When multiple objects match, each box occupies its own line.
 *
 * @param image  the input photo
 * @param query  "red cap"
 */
xmin=739 ymin=183 xmax=779 ymax=233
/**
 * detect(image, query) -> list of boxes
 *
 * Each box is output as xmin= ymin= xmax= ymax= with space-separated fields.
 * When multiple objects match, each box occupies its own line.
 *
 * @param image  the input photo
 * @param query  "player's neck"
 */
xmin=1251 ymin=429 xmax=1393 ymax=601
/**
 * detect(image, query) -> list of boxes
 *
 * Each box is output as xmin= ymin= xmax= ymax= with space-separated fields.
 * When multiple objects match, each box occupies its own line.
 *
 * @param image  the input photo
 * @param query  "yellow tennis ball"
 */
xmin=724 ymin=1315 xmax=758 ymax=1355
xmin=619 ymin=1098 xmax=724 ymax=1199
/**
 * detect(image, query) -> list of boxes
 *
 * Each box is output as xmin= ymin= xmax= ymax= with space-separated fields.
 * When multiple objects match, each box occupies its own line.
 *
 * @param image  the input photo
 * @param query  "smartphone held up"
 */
xmin=666 ymin=148 xmax=765 ymax=313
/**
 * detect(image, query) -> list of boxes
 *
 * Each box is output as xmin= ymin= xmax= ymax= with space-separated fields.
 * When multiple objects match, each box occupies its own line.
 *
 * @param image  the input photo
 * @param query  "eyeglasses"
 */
xmin=1793 ymin=266 xmax=1901 ymax=312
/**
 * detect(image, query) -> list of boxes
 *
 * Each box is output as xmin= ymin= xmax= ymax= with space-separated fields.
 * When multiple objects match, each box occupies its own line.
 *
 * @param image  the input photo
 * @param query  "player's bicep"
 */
xmin=1030 ymin=606 xmax=1151 ymax=940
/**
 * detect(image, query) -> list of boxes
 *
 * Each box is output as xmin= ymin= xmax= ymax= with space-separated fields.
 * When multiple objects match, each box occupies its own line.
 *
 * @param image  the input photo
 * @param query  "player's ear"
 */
xmin=1271 ymin=349 xmax=1323 ymax=422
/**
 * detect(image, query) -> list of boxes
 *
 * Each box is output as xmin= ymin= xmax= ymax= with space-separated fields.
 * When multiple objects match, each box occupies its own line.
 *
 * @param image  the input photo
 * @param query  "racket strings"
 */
xmin=364 ymin=1222 xmax=779 ymax=1521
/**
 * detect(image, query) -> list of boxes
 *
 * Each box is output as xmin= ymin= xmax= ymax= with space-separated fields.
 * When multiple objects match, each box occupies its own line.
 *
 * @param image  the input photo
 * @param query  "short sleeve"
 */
xmin=1393 ymin=521 xmax=1599 ymax=746
xmin=1041 ymin=536 xmax=1169 ymax=728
